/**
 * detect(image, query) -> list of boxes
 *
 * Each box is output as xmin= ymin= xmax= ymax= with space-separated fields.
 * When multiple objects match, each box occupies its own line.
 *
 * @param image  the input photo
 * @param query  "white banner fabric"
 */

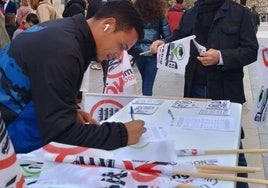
xmin=157 ymin=35 xmax=195 ymax=75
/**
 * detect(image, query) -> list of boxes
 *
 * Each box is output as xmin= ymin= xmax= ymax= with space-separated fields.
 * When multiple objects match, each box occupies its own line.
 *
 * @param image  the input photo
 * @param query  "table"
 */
xmin=107 ymin=97 xmax=242 ymax=188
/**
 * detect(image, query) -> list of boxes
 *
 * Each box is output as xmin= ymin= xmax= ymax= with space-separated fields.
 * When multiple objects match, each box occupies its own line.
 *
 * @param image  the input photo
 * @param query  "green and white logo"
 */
xmin=172 ymin=44 xmax=185 ymax=61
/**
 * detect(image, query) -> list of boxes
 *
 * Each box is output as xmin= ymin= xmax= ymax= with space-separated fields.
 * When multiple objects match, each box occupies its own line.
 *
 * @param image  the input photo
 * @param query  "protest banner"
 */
xmin=18 ymin=142 xmax=225 ymax=188
xmin=157 ymin=35 xmax=195 ymax=75
xmin=252 ymin=36 xmax=268 ymax=126
xmin=82 ymin=93 xmax=137 ymax=121
xmin=0 ymin=114 xmax=26 ymax=188
xmin=104 ymin=50 xmax=138 ymax=95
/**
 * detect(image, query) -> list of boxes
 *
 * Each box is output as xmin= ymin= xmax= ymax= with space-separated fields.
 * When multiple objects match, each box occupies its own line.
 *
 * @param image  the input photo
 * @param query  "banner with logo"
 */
xmin=157 ymin=35 xmax=195 ymax=75
xmin=252 ymin=36 xmax=268 ymax=126
xmin=0 ymin=114 xmax=26 ymax=188
xmin=81 ymin=51 xmax=139 ymax=122
xmin=17 ymin=141 xmax=224 ymax=188
xmin=82 ymin=93 xmax=137 ymax=122
xmin=80 ymin=51 xmax=137 ymax=95
xmin=104 ymin=50 xmax=138 ymax=95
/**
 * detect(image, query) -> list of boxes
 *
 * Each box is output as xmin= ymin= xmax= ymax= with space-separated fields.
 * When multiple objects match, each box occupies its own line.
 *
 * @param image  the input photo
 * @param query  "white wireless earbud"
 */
xmin=104 ymin=24 xmax=110 ymax=32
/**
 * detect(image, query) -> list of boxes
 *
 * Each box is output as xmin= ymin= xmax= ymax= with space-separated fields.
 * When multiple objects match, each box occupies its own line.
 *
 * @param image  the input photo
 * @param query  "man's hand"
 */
xmin=150 ymin=40 xmax=165 ymax=54
xmin=77 ymin=110 xmax=100 ymax=125
xmin=124 ymin=120 xmax=146 ymax=145
xmin=197 ymin=49 xmax=220 ymax=66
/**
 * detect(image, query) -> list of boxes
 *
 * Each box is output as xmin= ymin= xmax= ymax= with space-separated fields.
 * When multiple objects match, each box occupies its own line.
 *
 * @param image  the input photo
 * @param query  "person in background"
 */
xmin=3 ymin=0 xmax=17 ymax=14
xmin=129 ymin=0 xmax=171 ymax=96
xmin=0 ymin=12 xmax=10 ymax=49
xmin=251 ymin=5 xmax=260 ymax=34
xmin=29 ymin=0 xmax=60 ymax=22
xmin=262 ymin=14 xmax=267 ymax=22
xmin=5 ymin=12 xmax=17 ymax=39
xmin=150 ymin=0 xmax=258 ymax=187
xmin=16 ymin=0 xmax=32 ymax=25
xmin=86 ymin=0 xmax=101 ymax=19
xmin=62 ymin=0 xmax=86 ymax=17
xmin=0 ymin=0 xmax=5 ymax=14
xmin=166 ymin=0 xmax=185 ymax=33
xmin=13 ymin=13 xmax=39 ymax=39
xmin=0 ymin=0 xmax=145 ymax=154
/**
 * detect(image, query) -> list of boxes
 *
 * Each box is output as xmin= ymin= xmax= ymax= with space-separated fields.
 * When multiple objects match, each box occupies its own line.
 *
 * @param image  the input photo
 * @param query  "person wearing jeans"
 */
xmin=129 ymin=0 xmax=171 ymax=96
xmin=135 ymin=55 xmax=158 ymax=96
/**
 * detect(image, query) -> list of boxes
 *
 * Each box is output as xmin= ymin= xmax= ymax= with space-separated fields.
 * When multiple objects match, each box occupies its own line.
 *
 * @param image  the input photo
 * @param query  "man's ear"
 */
xmin=103 ymin=17 xmax=116 ymax=32
xmin=103 ymin=24 xmax=110 ymax=32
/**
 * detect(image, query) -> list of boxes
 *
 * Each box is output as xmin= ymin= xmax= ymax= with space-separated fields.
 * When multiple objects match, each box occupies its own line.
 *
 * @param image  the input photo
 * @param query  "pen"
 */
xmin=130 ymin=106 xmax=135 ymax=120
xmin=168 ymin=109 xmax=175 ymax=120
xmin=139 ymin=50 xmax=151 ymax=56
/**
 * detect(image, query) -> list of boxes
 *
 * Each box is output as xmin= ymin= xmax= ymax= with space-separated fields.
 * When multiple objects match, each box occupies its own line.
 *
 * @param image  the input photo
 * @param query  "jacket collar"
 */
xmin=213 ymin=0 xmax=230 ymax=21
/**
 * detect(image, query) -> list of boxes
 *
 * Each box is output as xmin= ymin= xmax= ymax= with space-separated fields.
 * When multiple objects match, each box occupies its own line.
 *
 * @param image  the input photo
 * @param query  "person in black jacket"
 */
xmin=151 ymin=0 xmax=258 ymax=187
xmin=62 ymin=0 xmax=86 ymax=17
xmin=3 ymin=0 xmax=17 ymax=14
xmin=130 ymin=0 xmax=171 ymax=96
xmin=0 ymin=0 xmax=145 ymax=154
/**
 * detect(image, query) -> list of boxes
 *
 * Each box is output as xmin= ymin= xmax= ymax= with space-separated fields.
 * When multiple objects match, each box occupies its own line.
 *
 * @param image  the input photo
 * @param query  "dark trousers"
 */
xmin=237 ymin=142 xmax=249 ymax=188
xmin=189 ymin=84 xmax=209 ymax=98
xmin=190 ymin=84 xmax=249 ymax=188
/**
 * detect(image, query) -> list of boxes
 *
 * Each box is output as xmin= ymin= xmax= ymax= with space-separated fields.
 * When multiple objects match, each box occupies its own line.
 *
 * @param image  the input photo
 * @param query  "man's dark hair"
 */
xmin=93 ymin=0 xmax=144 ymax=40
xmin=176 ymin=0 xmax=183 ymax=4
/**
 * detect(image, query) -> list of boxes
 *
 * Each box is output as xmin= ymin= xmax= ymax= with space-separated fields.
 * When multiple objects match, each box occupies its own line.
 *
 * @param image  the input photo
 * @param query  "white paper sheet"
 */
xmin=171 ymin=116 xmax=235 ymax=132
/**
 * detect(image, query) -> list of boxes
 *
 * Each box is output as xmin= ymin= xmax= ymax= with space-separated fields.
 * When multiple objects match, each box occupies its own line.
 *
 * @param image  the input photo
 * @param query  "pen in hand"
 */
xmin=168 ymin=109 xmax=175 ymax=120
xmin=130 ymin=106 xmax=135 ymax=120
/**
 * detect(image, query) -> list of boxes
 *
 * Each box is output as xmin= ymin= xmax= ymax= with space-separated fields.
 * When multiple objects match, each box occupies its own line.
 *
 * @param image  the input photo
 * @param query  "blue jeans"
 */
xmin=134 ymin=55 xmax=158 ymax=96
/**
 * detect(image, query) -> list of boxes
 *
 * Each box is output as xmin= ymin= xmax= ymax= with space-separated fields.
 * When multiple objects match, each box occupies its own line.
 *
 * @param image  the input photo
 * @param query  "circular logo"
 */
xmin=89 ymin=100 xmax=124 ymax=121
xmin=262 ymin=48 xmax=268 ymax=67
xmin=173 ymin=44 xmax=185 ymax=60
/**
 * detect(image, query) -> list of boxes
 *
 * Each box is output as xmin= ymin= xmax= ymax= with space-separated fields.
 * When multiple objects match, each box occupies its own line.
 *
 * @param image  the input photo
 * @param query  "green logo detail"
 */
xmin=172 ymin=44 xmax=184 ymax=61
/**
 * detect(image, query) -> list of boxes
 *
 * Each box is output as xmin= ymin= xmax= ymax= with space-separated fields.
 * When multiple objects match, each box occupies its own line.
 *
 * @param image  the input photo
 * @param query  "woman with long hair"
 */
xmin=29 ymin=0 xmax=60 ymax=22
xmin=129 ymin=0 xmax=171 ymax=96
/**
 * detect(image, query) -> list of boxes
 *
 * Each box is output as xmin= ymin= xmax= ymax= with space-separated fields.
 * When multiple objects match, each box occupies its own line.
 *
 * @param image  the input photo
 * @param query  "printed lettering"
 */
xmin=101 ymin=171 xmax=127 ymax=186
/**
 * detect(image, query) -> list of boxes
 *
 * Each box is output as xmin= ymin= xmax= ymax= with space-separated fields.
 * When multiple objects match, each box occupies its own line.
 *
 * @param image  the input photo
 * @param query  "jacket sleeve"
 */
xmin=160 ymin=17 xmax=171 ymax=39
xmin=54 ymin=121 xmax=128 ymax=150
